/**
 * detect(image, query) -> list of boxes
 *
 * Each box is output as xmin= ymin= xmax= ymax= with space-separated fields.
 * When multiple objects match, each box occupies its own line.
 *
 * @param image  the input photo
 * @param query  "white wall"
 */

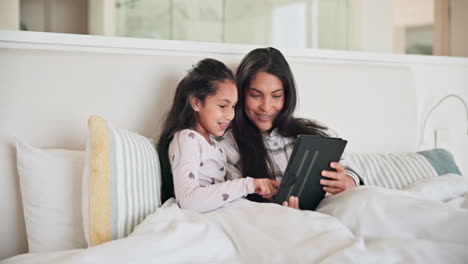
xmin=414 ymin=64 xmax=468 ymax=175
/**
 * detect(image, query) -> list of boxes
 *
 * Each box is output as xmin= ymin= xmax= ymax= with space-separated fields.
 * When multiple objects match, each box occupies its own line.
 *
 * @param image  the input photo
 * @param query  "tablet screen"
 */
xmin=274 ymin=135 xmax=347 ymax=210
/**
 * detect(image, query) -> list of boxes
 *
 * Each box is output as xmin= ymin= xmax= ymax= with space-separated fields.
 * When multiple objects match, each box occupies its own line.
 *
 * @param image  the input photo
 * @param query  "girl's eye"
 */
xmin=272 ymin=95 xmax=283 ymax=98
xmin=219 ymin=105 xmax=226 ymax=109
xmin=249 ymin=94 xmax=261 ymax=98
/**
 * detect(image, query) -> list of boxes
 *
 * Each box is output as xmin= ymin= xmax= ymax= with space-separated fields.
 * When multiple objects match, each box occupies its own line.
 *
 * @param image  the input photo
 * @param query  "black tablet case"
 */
xmin=274 ymin=135 xmax=347 ymax=210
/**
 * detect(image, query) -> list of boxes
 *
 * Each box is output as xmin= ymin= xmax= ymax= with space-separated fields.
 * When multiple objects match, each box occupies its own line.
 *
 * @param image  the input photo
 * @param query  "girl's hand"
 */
xmin=282 ymin=196 xmax=299 ymax=209
xmin=253 ymin=179 xmax=280 ymax=198
xmin=320 ymin=162 xmax=356 ymax=195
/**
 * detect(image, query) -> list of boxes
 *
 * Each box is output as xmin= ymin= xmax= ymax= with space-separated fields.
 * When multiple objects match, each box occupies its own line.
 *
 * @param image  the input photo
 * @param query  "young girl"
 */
xmin=157 ymin=58 xmax=279 ymax=213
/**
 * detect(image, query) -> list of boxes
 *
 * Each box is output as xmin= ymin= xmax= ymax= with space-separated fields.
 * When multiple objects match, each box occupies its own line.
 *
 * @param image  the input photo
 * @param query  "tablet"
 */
xmin=274 ymin=135 xmax=347 ymax=210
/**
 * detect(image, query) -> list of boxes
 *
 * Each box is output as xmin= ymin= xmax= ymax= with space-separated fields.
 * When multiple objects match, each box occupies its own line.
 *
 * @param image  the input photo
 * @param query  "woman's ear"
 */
xmin=189 ymin=95 xmax=202 ymax=112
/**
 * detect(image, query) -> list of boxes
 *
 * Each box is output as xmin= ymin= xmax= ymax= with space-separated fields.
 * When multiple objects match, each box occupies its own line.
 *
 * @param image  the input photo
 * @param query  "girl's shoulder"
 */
xmin=176 ymin=129 xmax=200 ymax=139
xmin=173 ymin=129 xmax=218 ymax=150
xmin=172 ymin=129 xmax=204 ymax=146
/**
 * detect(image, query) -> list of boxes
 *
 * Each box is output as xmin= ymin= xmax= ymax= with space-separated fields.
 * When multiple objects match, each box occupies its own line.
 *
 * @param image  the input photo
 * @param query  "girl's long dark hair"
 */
xmin=157 ymin=58 xmax=235 ymax=203
xmin=233 ymin=47 xmax=328 ymax=202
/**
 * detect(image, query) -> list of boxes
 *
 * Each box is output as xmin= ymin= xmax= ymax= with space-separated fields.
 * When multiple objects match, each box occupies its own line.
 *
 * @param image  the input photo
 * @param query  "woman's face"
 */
xmin=244 ymin=71 xmax=285 ymax=135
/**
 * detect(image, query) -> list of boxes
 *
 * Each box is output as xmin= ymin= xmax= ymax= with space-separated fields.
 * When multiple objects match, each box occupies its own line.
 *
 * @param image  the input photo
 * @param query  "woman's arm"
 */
xmin=324 ymin=128 xmax=364 ymax=187
xmin=340 ymin=152 xmax=364 ymax=186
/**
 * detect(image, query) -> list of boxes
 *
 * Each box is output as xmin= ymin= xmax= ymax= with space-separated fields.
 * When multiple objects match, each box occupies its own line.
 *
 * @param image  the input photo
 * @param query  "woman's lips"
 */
xmin=256 ymin=113 xmax=273 ymax=122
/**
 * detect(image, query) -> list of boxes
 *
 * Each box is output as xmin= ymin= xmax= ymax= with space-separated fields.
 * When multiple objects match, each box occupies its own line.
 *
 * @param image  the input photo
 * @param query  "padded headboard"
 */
xmin=0 ymin=30 xmax=455 ymax=259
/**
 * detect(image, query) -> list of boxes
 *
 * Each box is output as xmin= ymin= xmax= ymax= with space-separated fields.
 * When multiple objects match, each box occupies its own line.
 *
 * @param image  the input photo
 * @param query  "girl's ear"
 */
xmin=189 ymin=95 xmax=202 ymax=112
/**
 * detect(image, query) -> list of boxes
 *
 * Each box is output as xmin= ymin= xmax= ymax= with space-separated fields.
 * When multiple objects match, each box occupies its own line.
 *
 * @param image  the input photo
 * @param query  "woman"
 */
xmin=218 ymin=47 xmax=363 ymax=208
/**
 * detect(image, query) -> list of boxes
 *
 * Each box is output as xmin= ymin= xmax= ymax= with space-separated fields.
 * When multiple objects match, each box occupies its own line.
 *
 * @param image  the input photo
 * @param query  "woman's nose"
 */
xmin=259 ymin=98 xmax=271 ymax=111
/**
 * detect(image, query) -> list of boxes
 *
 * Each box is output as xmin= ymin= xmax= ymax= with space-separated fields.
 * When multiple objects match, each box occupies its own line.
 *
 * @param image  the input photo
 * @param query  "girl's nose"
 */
xmin=225 ymin=107 xmax=235 ymax=121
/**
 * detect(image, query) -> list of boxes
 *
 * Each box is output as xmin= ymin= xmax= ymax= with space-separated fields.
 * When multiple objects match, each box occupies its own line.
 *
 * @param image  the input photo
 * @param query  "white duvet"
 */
xmin=3 ymin=174 xmax=468 ymax=264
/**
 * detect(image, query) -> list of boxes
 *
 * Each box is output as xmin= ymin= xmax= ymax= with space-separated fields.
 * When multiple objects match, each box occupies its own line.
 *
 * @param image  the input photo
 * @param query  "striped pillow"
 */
xmin=82 ymin=115 xmax=161 ymax=246
xmin=348 ymin=152 xmax=440 ymax=189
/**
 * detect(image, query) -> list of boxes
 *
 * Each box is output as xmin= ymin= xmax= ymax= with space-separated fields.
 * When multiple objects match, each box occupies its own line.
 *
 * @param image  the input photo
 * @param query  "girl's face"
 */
xmin=192 ymin=80 xmax=237 ymax=141
xmin=244 ymin=71 xmax=285 ymax=135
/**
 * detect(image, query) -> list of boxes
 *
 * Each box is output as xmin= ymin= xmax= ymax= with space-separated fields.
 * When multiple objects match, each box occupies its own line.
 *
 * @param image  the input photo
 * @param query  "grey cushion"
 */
xmin=417 ymin=148 xmax=462 ymax=176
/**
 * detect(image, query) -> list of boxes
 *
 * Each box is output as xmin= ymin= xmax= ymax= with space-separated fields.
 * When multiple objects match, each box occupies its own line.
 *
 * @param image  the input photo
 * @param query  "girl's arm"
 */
xmin=170 ymin=130 xmax=255 ymax=213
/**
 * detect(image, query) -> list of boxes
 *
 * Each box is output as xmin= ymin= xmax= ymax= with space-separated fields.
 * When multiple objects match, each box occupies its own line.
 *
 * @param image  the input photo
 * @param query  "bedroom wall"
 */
xmin=0 ymin=31 xmax=467 ymax=259
xmin=413 ymin=64 xmax=468 ymax=177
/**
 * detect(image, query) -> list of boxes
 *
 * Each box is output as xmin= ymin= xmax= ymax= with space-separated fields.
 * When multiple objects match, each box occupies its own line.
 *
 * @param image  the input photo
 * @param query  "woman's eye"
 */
xmin=219 ymin=105 xmax=226 ymax=109
xmin=249 ymin=94 xmax=261 ymax=98
xmin=272 ymin=94 xmax=283 ymax=99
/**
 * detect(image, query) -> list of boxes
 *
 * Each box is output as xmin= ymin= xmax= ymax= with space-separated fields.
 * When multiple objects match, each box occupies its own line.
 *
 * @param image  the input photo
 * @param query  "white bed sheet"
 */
xmin=3 ymin=174 xmax=468 ymax=264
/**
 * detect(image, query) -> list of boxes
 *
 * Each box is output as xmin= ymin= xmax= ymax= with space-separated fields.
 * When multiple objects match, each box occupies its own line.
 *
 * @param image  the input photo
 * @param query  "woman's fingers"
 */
xmin=321 ymin=170 xmax=342 ymax=180
xmin=323 ymin=186 xmax=341 ymax=194
xmin=320 ymin=178 xmax=344 ymax=189
xmin=320 ymin=164 xmax=357 ymax=194
xmin=288 ymin=196 xmax=299 ymax=209
xmin=330 ymin=162 xmax=345 ymax=173
xmin=282 ymin=197 xmax=300 ymax=209
xmin=321 ymin=163 xmax=347 ymax=193
xmin=321 ymin=162 xmax=345 ymax=180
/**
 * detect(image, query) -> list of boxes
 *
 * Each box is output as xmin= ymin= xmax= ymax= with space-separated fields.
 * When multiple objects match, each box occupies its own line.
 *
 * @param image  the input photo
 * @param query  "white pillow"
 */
xmin=16 ymin=139 xmax=87 ymax=252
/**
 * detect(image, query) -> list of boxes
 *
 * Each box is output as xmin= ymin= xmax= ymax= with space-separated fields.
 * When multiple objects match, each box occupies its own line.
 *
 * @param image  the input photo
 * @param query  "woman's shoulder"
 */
xmin=217 ymin=129 xmax=235 ymax=145
xmin=217 ymin=130 xmax=240 ymax=155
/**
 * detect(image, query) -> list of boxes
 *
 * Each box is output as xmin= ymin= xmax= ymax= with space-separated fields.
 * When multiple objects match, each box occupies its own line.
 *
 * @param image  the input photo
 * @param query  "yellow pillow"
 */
xmin=82 ymin=115 xmax=162 ymax=246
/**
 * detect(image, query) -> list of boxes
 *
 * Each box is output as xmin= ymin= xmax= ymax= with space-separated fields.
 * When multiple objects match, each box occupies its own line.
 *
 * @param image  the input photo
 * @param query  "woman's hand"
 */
xmin=253 ymin=179 xmax=280 ymax=198
xmin=320 ymin=162 xmax=356 ymax=195
xmin=282 ymin=196 xmax=299 ymax=209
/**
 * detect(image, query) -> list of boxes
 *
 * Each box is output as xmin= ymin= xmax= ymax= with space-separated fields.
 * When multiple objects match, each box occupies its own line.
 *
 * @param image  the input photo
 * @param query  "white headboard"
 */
xmin=1 ymin=30 xmax=467 ymax=259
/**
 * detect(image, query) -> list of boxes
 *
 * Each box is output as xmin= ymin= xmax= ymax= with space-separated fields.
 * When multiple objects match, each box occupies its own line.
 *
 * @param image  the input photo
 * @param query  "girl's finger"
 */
xmin=271 ymin=180 xmax=280 ymax=188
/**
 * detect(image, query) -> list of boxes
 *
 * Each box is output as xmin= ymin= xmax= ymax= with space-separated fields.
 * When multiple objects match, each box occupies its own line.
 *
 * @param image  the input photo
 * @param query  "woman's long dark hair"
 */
xmin=233 ymin=47 xmax=328 ymax=202
xmin=157 ymin=58 xmax=235 ymax=203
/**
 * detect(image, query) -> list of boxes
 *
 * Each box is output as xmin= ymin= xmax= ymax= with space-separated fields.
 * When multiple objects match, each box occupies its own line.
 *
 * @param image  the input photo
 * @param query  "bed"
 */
xmin=1 ymin=31 xmax=467 ymax=263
